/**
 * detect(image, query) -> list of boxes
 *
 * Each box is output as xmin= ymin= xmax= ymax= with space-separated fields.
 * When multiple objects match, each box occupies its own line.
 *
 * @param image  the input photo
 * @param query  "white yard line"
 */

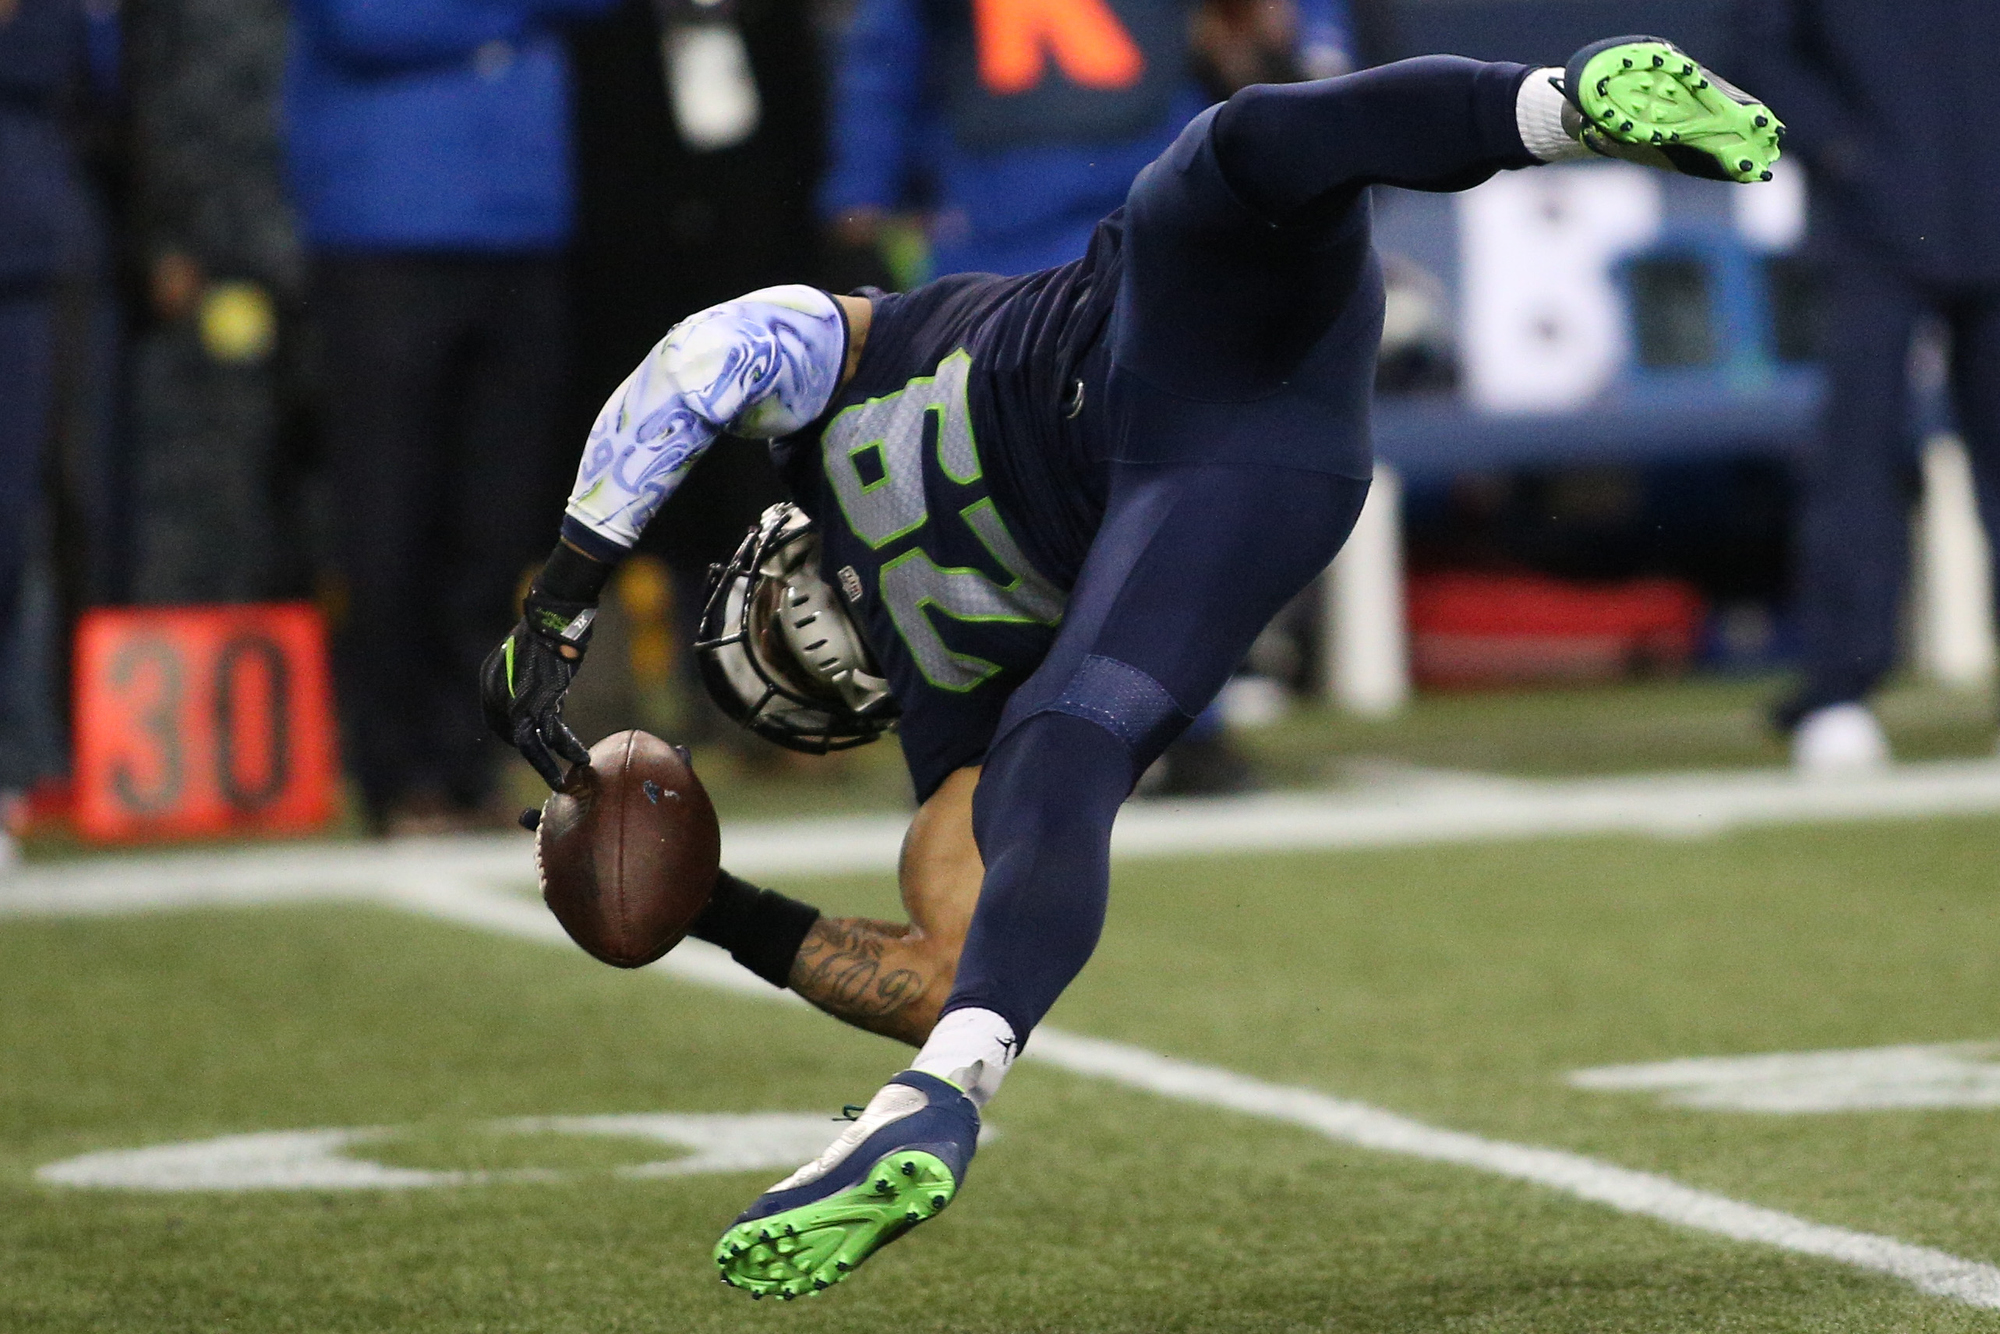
xmin=11 ymin=756 xmax=2000 ymax=916
xmin=12 ymin=759 xmax=2000 ymax=1306
xmin=1027 ymin=1030 xmax=2000 ymax=1309
xmin=384 ymin=878 xmax=2000 ymax=1310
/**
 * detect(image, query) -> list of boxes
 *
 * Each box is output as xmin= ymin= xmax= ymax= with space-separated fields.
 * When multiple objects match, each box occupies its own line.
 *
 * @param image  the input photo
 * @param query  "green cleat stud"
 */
xmin=1570 ymin=37 xmax=1782 ymax=184
xmin=715 ymin=1147 xmax=960 ymax=1300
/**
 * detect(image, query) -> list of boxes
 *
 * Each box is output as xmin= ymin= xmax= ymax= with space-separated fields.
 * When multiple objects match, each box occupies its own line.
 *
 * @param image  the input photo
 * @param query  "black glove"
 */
xmin=481 ymin=591 xmax=595 ymax=788
xmin=482 ymin=542 xmax=612 ymax=788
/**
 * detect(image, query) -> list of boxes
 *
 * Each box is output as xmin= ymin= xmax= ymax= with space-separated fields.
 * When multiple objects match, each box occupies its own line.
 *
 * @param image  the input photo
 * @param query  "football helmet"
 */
xmin=695 ymin=502 xmax=898 ymax=753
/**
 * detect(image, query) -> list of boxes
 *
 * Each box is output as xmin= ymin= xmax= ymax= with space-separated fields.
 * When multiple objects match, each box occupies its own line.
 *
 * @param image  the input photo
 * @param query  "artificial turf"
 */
xmin=4 ymin=814 xmax=2000 ymax=1331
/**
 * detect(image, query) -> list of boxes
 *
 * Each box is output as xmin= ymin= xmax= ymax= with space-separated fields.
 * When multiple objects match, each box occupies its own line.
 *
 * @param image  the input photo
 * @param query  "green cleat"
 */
xmin=712 ymin=1150 xmax=959 ymax=1299
xmin=712 ymin=1071 xmax=977 ymax=1299
xmin=1560 ymin=36 xmax=1783 ymax=184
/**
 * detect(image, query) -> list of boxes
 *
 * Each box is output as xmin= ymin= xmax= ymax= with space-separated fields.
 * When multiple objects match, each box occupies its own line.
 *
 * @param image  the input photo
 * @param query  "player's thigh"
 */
xmin=897 ymin=765 xmax=984 ymax=951
xmin=996 ymin=461 xmax=1369 ymax=770
xmin=1116 ymin=105 xmax=1377 ymax=410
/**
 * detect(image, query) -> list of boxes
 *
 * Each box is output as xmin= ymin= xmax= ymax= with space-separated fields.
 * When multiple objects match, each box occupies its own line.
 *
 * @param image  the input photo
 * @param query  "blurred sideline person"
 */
xmin=286 ymin=0 xmax=613 ymax=834
xmin=127 ymin=0 xmax=304 ymax=604
xmin=566 ymin=0 xmax=820 ymax=740
xmin=821 ymin=0 xmax=1354 ymax=792
xmin=0 ymin=0 xmax=101 ymax=867
xmin=821 ymin=0 xmax=1355 ymax=278
xmin=1735 ymin=0 xmax=2000 ymax=773
xmin=485 ymin=39 xmax=1785 ymax=1291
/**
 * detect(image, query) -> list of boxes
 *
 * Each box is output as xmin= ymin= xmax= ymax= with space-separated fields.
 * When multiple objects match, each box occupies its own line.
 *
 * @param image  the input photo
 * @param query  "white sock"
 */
xmin=1517 ymin=68 xmax=1591 ymax=163
xmin=912 ymin=1008 xmax=1018 ymax=1108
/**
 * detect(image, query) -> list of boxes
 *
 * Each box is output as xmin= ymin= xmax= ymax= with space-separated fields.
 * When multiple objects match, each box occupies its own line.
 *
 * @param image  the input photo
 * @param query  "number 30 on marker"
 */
xmin=73 ymin=604 xmax=341 ymax=842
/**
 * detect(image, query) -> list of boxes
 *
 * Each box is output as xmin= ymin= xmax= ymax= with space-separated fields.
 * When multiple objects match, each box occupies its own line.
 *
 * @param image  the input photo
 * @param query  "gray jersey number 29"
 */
xmin=822 ymin=350 xmax=1065 ymax=691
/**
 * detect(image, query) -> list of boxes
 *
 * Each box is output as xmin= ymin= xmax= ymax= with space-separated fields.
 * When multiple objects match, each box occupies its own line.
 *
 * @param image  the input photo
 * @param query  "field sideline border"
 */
xmin=8 ymin=758 xmax=2000 ymax=1309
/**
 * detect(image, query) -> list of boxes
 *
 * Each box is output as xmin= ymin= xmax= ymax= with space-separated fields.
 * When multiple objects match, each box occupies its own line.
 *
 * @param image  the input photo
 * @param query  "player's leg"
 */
xmin=943 ymin=461 xmax=1368 ymax=1049
xmin=712 ymin=463 xmax=1367 ymax=1300
xmin=442 ymin=257 xmax=570 ymax=816
xmin=316 ymin=256 xmax=461 ymax=830
xmin=1209 ymin=55 xmax=1544 ymax=223
xmin=1778 ymin=255 xmax=1923 ymax=738
xmin=1210 ymin=35 xmax=1780 ymax=212
xmin=1945 ymin=287 xmax=2000 ymax=727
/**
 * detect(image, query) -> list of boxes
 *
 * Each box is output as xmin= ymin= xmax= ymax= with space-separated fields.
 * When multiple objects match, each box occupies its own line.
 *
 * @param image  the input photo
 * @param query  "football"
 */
xmin=534 ymin=730 xmax=720 ymax=968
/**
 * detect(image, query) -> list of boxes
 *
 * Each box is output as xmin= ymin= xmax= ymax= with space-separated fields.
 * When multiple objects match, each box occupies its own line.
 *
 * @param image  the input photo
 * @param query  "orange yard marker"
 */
xmin=73 ymin=603 xmax=341 ymax=842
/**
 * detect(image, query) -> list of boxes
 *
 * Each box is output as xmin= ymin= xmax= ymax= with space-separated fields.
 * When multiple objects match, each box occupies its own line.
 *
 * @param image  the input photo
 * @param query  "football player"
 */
xmin=483 ymin=39 xmax=1782 ymax=1298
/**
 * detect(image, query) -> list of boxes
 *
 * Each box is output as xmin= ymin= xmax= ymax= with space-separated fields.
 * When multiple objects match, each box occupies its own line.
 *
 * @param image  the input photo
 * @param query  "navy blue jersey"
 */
xmin=770 ymin=218 xmax=1125 ymax=787
xmin=769 ymin=101 xmax=1385 ymax=791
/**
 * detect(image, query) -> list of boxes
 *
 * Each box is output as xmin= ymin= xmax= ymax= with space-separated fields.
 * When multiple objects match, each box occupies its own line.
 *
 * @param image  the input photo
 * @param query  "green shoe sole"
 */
xmin=713 ymin=1150 xmax=958 ymax=1300
xmin=1571 ymin=39 xmax=1783 ymax=184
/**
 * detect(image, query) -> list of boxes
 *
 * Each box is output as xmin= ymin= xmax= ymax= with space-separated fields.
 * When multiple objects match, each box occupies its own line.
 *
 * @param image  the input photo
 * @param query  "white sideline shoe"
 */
xmin=0 ymin=790 xmax=19 ymax=877
xmin=1791 ymin=703 xmax=1890 ymax=777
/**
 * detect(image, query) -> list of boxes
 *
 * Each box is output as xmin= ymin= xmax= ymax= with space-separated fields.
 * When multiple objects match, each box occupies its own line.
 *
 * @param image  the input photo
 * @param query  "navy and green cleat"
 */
xmin=713 ymin=1071 xmax=977 ymax=1300
xmin=1562 ymin=36 xmax=1783 ymax=184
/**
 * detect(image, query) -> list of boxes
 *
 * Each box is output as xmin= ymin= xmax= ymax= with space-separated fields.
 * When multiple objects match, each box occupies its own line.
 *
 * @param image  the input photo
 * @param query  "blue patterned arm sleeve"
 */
xmin=560 ymin=285 xmax=848 ymax=561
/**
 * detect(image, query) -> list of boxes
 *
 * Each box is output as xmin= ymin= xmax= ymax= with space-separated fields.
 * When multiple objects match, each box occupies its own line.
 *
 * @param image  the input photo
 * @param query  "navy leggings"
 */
xmin=944 ymin=58 xmax=1538 ymax=1043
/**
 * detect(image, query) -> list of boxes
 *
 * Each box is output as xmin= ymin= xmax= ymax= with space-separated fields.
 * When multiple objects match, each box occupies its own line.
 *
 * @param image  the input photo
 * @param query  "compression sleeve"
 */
xmin=561 ymin=285 xmax=848 ymax=560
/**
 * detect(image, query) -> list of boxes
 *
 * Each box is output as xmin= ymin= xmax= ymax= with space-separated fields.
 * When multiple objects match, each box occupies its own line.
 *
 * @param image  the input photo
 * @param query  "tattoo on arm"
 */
xmin=789 ymin=918 xmax=928 ymax=1020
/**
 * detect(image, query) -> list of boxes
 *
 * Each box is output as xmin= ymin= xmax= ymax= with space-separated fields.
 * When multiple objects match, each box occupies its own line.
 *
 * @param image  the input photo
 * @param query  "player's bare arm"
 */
xmin=788 ymin=764 xmax=982 ymax=1044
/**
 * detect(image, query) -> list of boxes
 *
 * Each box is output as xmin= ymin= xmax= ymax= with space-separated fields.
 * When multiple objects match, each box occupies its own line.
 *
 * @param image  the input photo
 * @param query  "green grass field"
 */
xmin=6 ymin=797 xmax=2000 ymax=1331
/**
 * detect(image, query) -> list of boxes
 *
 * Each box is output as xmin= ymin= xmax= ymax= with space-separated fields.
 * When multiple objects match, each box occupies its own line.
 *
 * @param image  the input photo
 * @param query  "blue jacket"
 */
xmin=1732 ymin=0 xmax=2000 ymax=285
xmin=0 ymin=0 xmax=90 ymax=287
xmin=285 ymin=0 xmax=613 ymax=253
xmin=821 ymin=0 xmax=1351 ymax=278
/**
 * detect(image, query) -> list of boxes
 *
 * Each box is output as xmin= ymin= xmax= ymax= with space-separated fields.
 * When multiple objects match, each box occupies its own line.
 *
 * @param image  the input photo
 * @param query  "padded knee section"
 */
xmin=1045 ymin=654 xmax=1192 ymax=779
xmin=945 ymin=710 xmax=1134 ymax=1042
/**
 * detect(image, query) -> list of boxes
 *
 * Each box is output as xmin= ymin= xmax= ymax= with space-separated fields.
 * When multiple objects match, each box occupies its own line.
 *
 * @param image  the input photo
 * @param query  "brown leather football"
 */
xmin=534 ymin=730 xmax=720 ymax=968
